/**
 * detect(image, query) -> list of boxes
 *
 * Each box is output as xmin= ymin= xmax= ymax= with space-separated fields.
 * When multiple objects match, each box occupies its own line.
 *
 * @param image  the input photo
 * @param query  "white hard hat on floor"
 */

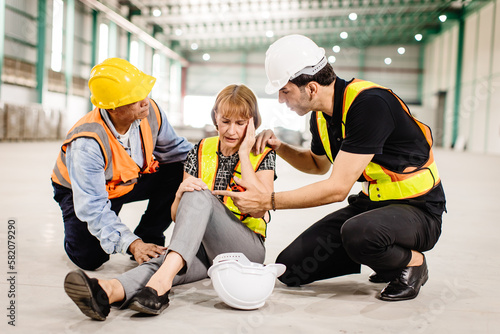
xmin=207 ymin=253 xmax=286 ymax=310
xmin=265 ymin=34 xmax=326 ymax=94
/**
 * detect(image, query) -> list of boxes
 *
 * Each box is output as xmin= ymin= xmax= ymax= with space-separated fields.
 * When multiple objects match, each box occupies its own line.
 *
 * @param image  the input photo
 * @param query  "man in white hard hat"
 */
xmin=215 ymin=34 xmax=446 ymax=301
xmin=52 ymin=58 xmax=192 ymax=270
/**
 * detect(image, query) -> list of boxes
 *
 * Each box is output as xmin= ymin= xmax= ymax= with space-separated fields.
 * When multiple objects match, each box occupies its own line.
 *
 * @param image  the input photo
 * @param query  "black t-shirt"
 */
xmin=310 ymin=77 xmax=446 ymax=216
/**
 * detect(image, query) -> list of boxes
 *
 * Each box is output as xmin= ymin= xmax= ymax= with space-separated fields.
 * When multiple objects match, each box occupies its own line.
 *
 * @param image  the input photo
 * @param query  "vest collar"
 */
xmin=321 ymin=76 xmax=351 ymax=127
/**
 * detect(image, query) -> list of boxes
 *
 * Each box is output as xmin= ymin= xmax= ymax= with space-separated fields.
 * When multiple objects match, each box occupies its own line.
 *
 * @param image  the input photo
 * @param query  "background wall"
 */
xmin=1 ymin=0 xmax=498 ymax=155
xmin=423 ymin=0 xmax=500 ymax=154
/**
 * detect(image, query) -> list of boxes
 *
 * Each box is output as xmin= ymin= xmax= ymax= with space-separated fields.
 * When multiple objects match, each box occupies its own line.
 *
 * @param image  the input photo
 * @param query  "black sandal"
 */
xmin=129 ymin=287 xmax=170 ymax=315
xmin=64 ymin=270 xmax=110 ymax=321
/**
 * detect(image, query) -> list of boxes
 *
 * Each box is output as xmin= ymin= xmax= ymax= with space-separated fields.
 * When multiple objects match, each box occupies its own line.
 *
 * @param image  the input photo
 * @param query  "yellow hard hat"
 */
xmin=88 ymin=58 xmax=156 ymax=109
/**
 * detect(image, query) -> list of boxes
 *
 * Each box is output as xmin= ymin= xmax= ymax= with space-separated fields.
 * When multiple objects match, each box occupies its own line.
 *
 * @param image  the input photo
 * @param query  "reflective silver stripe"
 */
xmin=147 ymin=99 xmax=160 ymax=145
xmin=64 ymin=122 xmax=114 ymax=182
xmin=53 ymin=151 xmax=71 ymax=188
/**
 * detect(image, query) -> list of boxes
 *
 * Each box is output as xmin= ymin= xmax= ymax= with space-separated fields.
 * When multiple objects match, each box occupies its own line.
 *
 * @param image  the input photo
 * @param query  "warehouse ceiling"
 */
xmin=116 ymin=0 xmax=489 ymax=54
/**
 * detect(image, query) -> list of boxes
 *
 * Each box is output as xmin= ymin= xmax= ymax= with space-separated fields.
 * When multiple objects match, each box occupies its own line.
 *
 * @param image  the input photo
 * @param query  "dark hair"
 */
xmin=211 ymin=84 xmax=262 ymax=129
xmin=289 ymin=62 xmax=337 ymax=89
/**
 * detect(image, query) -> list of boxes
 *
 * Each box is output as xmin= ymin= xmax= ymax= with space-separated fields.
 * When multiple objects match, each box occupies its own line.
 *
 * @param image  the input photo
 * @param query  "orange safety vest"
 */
xmin=198 ymin=136 xmax=272 ymax=238
xmin=51 ymin=98 xmax=162 ymax=199
xmin=316 ymin=79 xmax=440 ymax=201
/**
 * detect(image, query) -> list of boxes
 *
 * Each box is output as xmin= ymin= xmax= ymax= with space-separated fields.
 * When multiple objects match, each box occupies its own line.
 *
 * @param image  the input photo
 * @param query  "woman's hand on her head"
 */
xmin=238 ymin=117 xmax=256 ymax=156
xmin=175 ymin=176 xmax=208 ymax=199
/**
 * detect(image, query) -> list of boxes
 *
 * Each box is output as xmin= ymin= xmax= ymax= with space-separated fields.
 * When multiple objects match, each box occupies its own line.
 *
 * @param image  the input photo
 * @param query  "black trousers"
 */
xmin=53 ymin=161 xmax=184 ymax=270
xmin=276 ymin=194 xmax=442 ymax=286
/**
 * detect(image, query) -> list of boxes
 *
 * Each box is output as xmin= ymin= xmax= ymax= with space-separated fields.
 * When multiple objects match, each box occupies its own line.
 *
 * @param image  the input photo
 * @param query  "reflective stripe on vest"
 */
xmin=316 ymin=112 xmax=333 ymax=163
xmin=198 ymin=136 xmax=272 ymax=238
xmin=51 ymin=98 xmax=162 ymax=199
xmin=316 ymin=79 xmax=440 ymax=201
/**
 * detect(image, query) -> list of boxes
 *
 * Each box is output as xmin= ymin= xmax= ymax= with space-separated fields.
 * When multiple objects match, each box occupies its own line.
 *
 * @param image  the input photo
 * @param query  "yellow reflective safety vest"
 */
xmin=51 ymin=98 xmax=162 ymax=199
xmin=316 ymin=79 xmax=440 ymax=201
xmin=198 ymin=136 xmax=272 ymax=238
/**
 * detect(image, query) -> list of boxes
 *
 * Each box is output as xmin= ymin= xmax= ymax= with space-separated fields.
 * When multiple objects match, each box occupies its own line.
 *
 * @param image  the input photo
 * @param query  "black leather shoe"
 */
xmin=129 ymin=287 xmax=170 ymax=315
xmin=369 ymin=272 xmax=391 ymax=283
xmin=64 ymin=270 xmax=110 ymax=320
xmin=379 ymin=256 xmax=429 ymax=301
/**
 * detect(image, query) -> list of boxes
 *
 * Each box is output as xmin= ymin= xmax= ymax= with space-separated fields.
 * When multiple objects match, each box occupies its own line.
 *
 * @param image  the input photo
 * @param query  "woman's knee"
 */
xmin=178 ymin=190 xmax=213 ymax=212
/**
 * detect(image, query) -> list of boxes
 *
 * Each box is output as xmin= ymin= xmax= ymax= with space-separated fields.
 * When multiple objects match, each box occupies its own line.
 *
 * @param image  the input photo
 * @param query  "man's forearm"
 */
xmin=272 ymin=179 xmax=347 ymax=210
xmin=276 ymin=142 xmax=329 ymax=174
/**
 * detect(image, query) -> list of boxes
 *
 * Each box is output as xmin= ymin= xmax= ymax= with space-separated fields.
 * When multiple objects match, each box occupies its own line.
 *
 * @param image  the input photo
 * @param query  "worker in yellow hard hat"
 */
xmin=51 ymin=57 xmax=193 ymax=271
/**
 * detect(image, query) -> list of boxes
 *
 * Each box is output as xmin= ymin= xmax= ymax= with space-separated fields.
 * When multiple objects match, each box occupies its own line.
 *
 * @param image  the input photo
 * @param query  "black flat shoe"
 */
xmin=379 ymin=256 xmax=429 ymax=301
xmin=64 ymin=270 xmax=110 ymax=321
xmin=129 ymin=287 xmax=170 ymax=315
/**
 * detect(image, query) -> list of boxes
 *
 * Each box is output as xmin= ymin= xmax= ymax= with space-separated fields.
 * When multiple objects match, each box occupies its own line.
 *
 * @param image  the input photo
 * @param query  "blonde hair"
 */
xmin=211 ymin=84 xmax=262 ymax=129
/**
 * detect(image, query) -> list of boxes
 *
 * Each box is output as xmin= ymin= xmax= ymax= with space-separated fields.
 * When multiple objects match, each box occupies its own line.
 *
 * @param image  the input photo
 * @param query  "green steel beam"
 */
xmin=452 ymin=10 xmax=465 ymax=147
xmin=4 ymin=35 xmax=37 ymax=48
xmin=91 ymin=10 xmax=98 ymax=68
xmin=90 ymin=9 xmax=98 ymax=110
xmin=65 ymin=0 xmax=75 ymax=96
xmin=4 ymin=4 xmax=37 ymax=20
xmin=0 ymin=0 xmax=5 ymax=98
xmin=127 ymin=32 xmax=131 ymax=61
xmin=36 ymin=0 xmax=47 ymax=104
xmin=484 ymin=0 xmax=497 ymax=152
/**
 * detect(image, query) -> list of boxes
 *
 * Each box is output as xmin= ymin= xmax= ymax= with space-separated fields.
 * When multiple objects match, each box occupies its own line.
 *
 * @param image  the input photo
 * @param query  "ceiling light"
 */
xmin=328 ymin=55 xmax=336 ymax=64
xmin=152 ymin=8 xmax=161 ymax=17
xmin=414 ymin=33 xmax=423 ymax=41
xmin=384 ymin=57 xmax=392 ymax=65
xmin=439 ymin=15 xmax=447 ymax=23
xmin=175 ymin=29 xmax=183 ymax=36
xmin=332 ymin=45 xmax=340 ymax=53
xmin=340 ymin=31 xmax=348 ymax=39
xmin=349 ymin=13 xmax=357 ymax=21
xmin=191 ymin=43 xmax=199 ymax=50
xmin=203 ymin=53 xmax=210 ymax=61
xmin=397 ymin=47 xmax=405 ymax=55
xmin=266 ymin=30 xmax=274 ymax=38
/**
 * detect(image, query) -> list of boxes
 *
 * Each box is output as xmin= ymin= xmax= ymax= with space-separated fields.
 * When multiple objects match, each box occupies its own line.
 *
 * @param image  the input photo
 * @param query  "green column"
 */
xmin=0 ymin=0 xmax=5 ymax=98
xmin=36 ymin=0 xmax=47 ymax=104
xmin=65 ymin=0 xmax=75 ymax=97
xmin=91 ymin=10 xmax=98 ymax=68
xmin=89 ymin=10 xmax=98 ymax=110
xmin=484 ymin=0 xmax=497 ymax=152
xmin=452 ymin=12 xmax=465 ymax=147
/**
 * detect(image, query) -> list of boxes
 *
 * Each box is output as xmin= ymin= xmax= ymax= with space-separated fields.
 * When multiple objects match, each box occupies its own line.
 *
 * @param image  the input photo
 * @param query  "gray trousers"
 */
xmin=116 ymin=189 xmax=265 ymax=305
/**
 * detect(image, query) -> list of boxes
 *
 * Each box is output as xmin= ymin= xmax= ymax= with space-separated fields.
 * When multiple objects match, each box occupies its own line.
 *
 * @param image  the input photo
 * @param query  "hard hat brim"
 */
xmin=265 ymin=81 xmax=281 ymax=95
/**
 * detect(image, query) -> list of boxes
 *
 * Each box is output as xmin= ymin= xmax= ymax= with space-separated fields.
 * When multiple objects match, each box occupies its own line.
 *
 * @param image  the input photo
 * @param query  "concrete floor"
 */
xmin=0 ymin=141 xmax=499 ymax=334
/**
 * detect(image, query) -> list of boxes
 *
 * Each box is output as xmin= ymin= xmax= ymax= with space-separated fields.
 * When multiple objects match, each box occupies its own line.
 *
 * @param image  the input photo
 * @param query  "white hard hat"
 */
xmin=207 ymin=253 xmax=286 ymax=310
xmin=265 ymin=34 xmax=326 ymax=94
